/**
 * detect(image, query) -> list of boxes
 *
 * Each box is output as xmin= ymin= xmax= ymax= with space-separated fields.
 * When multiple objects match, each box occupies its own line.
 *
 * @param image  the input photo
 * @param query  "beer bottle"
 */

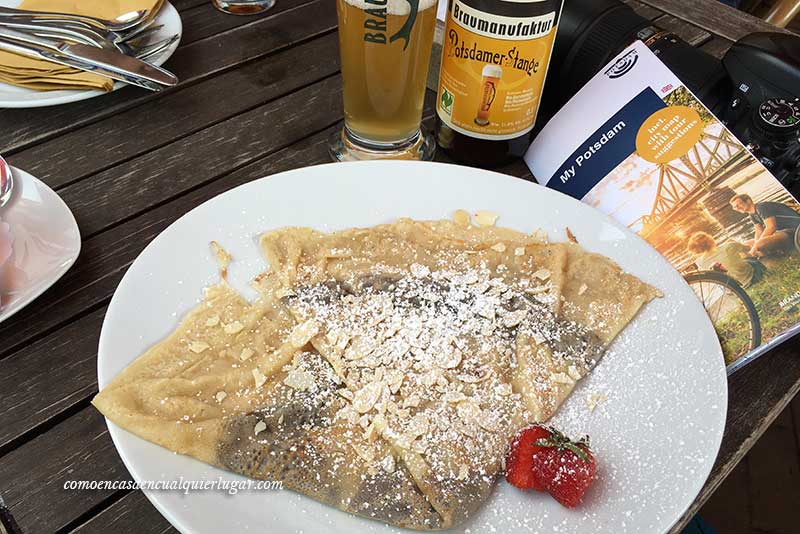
xmin=435 ymin=0 xmax=563 ymax=167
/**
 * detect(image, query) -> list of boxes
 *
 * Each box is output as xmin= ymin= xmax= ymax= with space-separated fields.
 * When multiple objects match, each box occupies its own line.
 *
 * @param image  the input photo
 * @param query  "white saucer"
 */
xmin=0 ymin=166 xmax=81 ymax=323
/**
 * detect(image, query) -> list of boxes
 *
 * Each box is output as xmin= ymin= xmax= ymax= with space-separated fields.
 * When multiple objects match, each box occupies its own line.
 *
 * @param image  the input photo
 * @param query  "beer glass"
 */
xmin=330 ymin=0 xmax=437 ymax=161
xmin=212 ymin=0 xmax=275 ymax=15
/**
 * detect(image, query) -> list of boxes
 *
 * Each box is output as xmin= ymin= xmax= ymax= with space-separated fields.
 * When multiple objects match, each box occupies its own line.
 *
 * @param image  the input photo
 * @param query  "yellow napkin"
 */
xmin=0 ymin=0 xmax=162 ymax=92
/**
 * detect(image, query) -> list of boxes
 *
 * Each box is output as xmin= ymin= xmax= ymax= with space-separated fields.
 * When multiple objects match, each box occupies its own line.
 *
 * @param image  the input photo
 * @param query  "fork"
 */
xmin=0 ymin=22 xmax=177 ymax=59
xmin=0 ymin=19 xmax=164 ymax=52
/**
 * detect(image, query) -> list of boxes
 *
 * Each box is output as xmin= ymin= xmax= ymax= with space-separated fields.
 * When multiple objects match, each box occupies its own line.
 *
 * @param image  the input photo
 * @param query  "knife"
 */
xmin=0 ymin=27 xmax=177 ymax=91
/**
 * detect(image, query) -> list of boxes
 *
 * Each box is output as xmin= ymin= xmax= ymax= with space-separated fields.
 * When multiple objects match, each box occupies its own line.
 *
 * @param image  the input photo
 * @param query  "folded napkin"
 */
xmin=0 ymin=0 xmax=162 ymax=92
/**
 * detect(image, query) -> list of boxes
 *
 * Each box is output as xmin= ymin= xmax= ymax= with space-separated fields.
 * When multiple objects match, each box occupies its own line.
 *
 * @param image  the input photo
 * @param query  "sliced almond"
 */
xmin=352 ymin=382 xmax=383 ymax=414
xmin=289 ymin=319 xmax=320 ymax=348
xmin=407 ymin=413 xmax=430 ymax=438
xmin=283 ymin=367 xmax=316 ymax=391
xmin=252 ymin=367 xmax=268 ymax=389
xmin=474 ymin=211 xmax=498 ymax=227
xmin=224 ymin=321 xmax=244 ymax=335
xmin=531 ymin=331 xmax=547 ymax=345
xmin=533 ymin=269 xmax=551 ymax=281
xmin=502 ymin=309 xmax=527 ymax=328
xmin=567 ymin=365 xmax=583 ymax=381
xmin=495 ymin=383 xmax=513 ymax=396
xmin=205 ymin=315 xmax=220 ymax=327
xmin=380 ymin=454 xmax=396 ymax=473
xmin=578 ymin=283 xmax=589 ymax=296
xmin=490 ymin=242 xmax=507 ymax=253
xmin=239 ymin=347 xmax=255 ymax=361
xmin=530 ymin=228 xmax=549 ymax=243
xmin=188 ymin=341 xmax=210 ymax=354
xmin=253 ymin=421 xmax=267 ymax=435
xmin=352 ymin=443 xmax=375 ymax=463
xmin=443 ymin=390 xmax=467 ymax=403
xmin=457 ymin=464 xmax=470 ymax=480
xmin=514 ymin=247 xmax=526 ymax=257
xmin=386 ymin=369 xmax=404 ymax=394
xmin=456 ymin=399 xmax=482 ymax=424
xmin=437 ymin=347 xmax=463 ymax=369
xmin=586 ymin=392 xmax=609 ymax=413
xmin=215 ymin=391 xmax=227 ymax=403
xmin=551 ymin=372 xmax=575 ymax=385
xmin=345 ymin=336 xmax=374 ymax=361
xmin=453 ymin=209 xmax=471 ymax=228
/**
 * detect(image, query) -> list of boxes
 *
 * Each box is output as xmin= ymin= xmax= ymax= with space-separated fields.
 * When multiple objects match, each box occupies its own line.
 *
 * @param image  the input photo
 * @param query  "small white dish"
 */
xmin=98 ymin=161 xmax=728 ymax=534
xmin=0 ymin=166 xmax=81 ymax=323
xmin=0 ymin=0 xmax=182 ymax=108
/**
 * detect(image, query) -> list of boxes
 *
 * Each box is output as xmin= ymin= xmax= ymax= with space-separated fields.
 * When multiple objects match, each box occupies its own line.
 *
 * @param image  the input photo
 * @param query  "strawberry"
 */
xmin=530 ymin=429 xmax=597 ymax=508
xmin=504 ymin=425 xmax=552 ymax=491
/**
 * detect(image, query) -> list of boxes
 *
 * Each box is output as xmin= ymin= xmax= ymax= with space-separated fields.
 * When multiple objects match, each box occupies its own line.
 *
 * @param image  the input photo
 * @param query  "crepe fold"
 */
xmin=93 ymin=218 xmax=659 ymax=530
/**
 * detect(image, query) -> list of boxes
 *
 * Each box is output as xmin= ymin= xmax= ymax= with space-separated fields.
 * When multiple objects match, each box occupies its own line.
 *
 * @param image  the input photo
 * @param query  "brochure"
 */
xmin=525 ymin=40 xmax=800 ymax=373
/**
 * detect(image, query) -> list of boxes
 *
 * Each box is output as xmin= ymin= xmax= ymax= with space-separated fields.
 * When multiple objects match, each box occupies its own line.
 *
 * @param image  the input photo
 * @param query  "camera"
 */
xmin=541 ymin=0 xmax=800 ymax=195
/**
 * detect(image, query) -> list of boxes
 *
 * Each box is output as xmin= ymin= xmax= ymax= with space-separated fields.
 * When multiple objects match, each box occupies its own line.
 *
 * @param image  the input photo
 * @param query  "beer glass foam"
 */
xmin=342 ymin=0 xmax=437 ymax=15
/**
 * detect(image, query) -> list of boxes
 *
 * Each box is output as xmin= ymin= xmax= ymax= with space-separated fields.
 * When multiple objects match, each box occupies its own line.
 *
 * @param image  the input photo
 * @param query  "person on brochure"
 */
xmin=729 ymin=194 xmax=800 ymax=258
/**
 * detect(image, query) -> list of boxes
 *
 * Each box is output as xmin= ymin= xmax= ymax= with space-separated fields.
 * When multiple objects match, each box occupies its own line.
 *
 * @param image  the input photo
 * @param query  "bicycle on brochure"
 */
xmin=684 ymin=268 xmax=762 ymax=358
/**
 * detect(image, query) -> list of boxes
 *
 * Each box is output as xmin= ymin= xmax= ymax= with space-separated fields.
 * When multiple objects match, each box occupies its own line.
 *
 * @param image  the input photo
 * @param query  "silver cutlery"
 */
xmin=0 ymin=6 xmax=150 ymax=33
xmin=0 ymin=16 xmax=163 ymax=46
xmin=0 ymin=28 xmax=178 ymax=91
xmin=0 ymin=20 xmax=172 ymax=57
xmin=0 ymin=156 xmax=12 ymax=210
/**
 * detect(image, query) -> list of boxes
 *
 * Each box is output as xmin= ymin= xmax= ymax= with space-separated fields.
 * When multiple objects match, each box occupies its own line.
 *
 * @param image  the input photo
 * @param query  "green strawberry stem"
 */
xmin=532 ymin=427 xmax=592 ymax=463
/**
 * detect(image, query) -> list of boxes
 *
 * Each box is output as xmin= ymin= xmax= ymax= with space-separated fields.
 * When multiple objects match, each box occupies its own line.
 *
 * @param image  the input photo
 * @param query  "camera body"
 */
xmin=543 ymin=0 xmax=800 ymax=194
xmin=720 ymin=33 xmax=800 ymax=191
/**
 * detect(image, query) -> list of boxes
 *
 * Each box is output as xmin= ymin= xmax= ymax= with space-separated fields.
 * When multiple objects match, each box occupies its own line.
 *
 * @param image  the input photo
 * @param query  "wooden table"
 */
xmin=0 ymin=1 xmax=796 ymax=532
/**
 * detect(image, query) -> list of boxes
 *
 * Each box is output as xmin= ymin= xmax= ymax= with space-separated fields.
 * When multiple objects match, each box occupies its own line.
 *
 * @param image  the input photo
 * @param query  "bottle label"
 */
xmin=436 ymin=0 xmax=559 ymax=140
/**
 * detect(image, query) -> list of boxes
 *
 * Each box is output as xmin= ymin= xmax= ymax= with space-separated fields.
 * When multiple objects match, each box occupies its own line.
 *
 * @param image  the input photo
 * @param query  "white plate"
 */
xmin=0 ymin=166 xmax=80 ymax=322
xmin=0 ymin=0 xmax=181 ymax=108
xmin=98 ymin=162 xmax=728 ymax=534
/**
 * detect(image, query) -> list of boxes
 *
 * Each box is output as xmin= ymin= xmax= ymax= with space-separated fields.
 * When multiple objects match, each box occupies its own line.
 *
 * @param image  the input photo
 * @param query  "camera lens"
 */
xmin=549 ymin=0 xmax=650 ymax=99
xmin=541 ymin=0 xmax=729 ymax=119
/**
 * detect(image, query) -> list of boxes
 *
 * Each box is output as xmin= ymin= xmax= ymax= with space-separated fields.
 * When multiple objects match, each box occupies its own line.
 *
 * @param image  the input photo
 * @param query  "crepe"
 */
xmin=93 ymin=215 xmax=659 ymax=531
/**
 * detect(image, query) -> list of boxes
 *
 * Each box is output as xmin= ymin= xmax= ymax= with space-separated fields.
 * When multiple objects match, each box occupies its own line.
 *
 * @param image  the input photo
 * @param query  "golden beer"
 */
xmin=331 ymin=0 xmax=437 ymax=160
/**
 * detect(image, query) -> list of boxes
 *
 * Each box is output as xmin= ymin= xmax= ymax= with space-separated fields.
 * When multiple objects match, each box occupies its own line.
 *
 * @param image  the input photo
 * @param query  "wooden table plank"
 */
xmin=7 ymin=32 xmax=339 ymax=188
xmin=0 ymin=407 xmax=129 ymax=534
xmin=623 ymin=0 xmax=665 ymax=20
xmin=653 ymin=14 xmax=713 ymax=47
xmin=0 ymin=0 xmax=333 ymax=155
xmin=70 ymin=491 xmax=178 ymax=534
xmin=171 ymin=0 xmax=209 ymax=11
xmin=177 ymin=0 xmax=317 ymax=46
xmin=641 ymin=0 xmax=797 ymax=41
xmin=58 ymin=74 xmax=341 ymax=238
xmin=0 ymin=309 xmax=104 ymax=454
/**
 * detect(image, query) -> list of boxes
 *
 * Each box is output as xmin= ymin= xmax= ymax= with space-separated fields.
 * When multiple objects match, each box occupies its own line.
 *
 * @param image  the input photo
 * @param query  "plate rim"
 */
xmin=98 ymin=160 xmax=729 ymax=534
xmin=0 ymin=0 xmax=182 ymax=109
